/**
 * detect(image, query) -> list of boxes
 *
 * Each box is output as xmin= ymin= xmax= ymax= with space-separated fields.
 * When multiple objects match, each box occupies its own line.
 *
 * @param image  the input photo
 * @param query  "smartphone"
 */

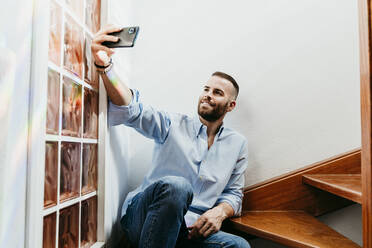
xmin=102 ymin=26 xmax=140 ymax=48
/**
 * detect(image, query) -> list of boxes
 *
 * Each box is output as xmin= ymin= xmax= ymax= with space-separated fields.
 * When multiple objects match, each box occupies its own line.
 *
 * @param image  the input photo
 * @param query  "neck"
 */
xmin=199 ymin=116 xmax=224 ymax=137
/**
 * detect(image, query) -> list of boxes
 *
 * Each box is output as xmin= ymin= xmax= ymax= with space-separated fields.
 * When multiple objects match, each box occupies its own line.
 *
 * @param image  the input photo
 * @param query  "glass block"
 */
xmin=64 ymin=14 xmax=83 ymax=79
xmin=60 ymin=142 xmax=80 ymax=202
xmin=49 ymin=0 xmax=62 ymax=65
xmin=86 ymin=0 xmax=101 ymax=33
xmin=81 ymin=196 xmax=97 ymax=248
xmin=82 ymin=144 xmax=97 ymax=195
xmin=65 ymin=0 xmax=83 ymax=21
xmin=43 ymin=212 xmax=56 ymax=248
xmin=62 ymin=76 xmax=82 ymax=137
xmin=44 ymin=142 xmax=58 ymax=208
xmin=59 ymin=204 xmax=79 ymax=248
xmin=84 ymin=35 xmax=99 ymax=89
xmin=83 ymin=89 xmax=98 ymax=139
xmin=46 ymin=69 xmax=60 ymax=135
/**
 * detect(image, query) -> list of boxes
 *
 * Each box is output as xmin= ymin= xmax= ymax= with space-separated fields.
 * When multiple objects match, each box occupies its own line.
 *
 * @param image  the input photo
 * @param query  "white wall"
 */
xmin=0 ymin=1 xmax=33 ymax=247
xmin=124 ymin=0 xmax=361 ymax=187
xmin=105 ymin=1 xmax=133 ymax=246
xmin=109 ymin=0 xmax=362 ymax=246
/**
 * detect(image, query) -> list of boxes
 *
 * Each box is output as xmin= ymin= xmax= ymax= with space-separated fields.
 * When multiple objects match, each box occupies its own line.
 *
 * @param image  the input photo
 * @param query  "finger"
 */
xmin=189 ymin=226 xmax=198 ymax=239
xmin=91 ymin=44 xmax=114 ymax=56
xmin=189 ymin=225 xmax=203 ymax=239
xmin=198 ymin=222 xmax=212 ymax=236
xmin=203 ymin=225 xmax=216 ymax=238
xmin=94 ymin=35 xmax=119 ymax=44
xmin=97 ymin=25 xmax=123 ymax=36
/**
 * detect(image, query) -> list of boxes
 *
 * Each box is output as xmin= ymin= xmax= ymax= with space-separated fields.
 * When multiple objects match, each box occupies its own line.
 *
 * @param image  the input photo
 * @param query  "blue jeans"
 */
xmin=120 ymin=176 xmax=250 ymax=248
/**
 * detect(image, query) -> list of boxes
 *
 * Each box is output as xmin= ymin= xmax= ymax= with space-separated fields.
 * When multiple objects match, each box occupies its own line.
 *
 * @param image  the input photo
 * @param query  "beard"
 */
xmin=198 ymin=100 xmax=229 ymax=122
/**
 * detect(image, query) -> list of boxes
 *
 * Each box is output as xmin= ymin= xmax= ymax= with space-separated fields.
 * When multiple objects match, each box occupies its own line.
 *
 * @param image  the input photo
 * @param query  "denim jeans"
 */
xmin=120 ymin=176 xmax=250 ymax=248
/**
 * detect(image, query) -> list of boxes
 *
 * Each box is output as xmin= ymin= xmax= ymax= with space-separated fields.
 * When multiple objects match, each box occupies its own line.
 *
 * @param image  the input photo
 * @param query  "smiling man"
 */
xmin=92 ymin=25 xmax=250 ymax=248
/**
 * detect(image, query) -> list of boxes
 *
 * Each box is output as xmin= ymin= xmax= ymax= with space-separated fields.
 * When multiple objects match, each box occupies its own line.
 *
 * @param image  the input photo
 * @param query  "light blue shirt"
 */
xmin=108 ymin=89 xmax=248 ymax=226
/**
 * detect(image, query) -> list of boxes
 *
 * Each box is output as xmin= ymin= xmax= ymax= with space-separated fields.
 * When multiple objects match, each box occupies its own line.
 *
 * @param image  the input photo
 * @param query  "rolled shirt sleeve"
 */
xmin=215 ymin=139 xmax=248 ymax=216
xmin=108 ymin=89 xmax=171 ymax=144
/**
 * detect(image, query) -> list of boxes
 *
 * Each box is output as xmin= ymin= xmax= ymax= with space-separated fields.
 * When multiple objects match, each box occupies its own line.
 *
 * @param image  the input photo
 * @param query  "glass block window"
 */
xmin=60 ymin=142 xmax=81 ymax=202
xmin=62 ymin=76 xmax=82 ymax=137
xmin=83 ymin=89 xmax=98 ymax=139
xmin=82 ymin=144 xmax=98 ymax=194
xmin=59 ymin=204 xmax=79 ymax=248
xmin=44 ymin=142 xmax=58 ymax=208
xmin=49 ymin=0 xmax=61 ymax=66
xmin=81 ymin=197 xmax=97 ymax=247
xmin=44 ymin=0 xmax=101 ymax=247
xmin=46 ymin=69 xmax=60 ymax=134
xmin=43 ymin=213 xmax=57 ymax=248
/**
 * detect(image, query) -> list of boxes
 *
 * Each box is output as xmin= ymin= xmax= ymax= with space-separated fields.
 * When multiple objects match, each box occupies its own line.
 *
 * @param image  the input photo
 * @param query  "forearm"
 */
xmin=214 ymin=202 xmax=234 ymax=220
xmin=100 ymin=68 xmax=132 ymax=106
xmin=91 ymin=24 xmax=132 ymax=106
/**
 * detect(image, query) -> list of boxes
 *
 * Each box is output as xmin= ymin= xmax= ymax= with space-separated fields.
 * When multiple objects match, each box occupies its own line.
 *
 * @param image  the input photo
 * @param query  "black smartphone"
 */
xmin=102 ymin=26 xmax=140 ymax=48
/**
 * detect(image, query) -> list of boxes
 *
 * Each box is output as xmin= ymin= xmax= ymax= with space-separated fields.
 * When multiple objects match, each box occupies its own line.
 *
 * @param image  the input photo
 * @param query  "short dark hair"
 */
xmin=212 ymin=71 xmax=239 ymax=99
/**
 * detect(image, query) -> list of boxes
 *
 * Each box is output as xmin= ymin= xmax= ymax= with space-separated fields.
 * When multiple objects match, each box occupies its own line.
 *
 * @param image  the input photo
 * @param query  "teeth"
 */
xmin=201 ymin=102 xmax=212 ymax=107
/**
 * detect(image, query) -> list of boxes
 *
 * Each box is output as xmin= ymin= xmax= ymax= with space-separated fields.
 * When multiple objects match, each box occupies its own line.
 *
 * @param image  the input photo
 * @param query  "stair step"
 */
xmin=229 ymin=211 xmax=360 ymax=248
xmin=302 ymin=174 xmax=361 ymax=204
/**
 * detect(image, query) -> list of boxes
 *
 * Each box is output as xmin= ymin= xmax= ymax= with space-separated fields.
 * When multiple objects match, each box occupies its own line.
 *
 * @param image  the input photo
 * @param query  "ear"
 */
xmin=227 ymin=100 xmax=236 ymax=112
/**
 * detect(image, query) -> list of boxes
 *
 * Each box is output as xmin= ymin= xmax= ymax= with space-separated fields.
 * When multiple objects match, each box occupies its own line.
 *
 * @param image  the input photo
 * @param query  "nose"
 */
xmin=204 ymin=89 xmax=212 ymax=99
xmin=201 ymin=94 xmax=212 ymax=102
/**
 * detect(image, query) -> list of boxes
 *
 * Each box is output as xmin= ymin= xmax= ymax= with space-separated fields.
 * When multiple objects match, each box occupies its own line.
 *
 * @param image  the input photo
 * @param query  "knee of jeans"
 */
xmin=157 ymin=176 xmax=193 ymax=206
xmin=231 ymin=237 xmax=250 ymax=248
xmin=222 ymin=236 xmax=250 ymax=248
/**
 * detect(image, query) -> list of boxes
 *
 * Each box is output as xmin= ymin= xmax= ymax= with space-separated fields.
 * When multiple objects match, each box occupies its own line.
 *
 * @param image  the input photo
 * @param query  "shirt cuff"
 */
xmin=108 ymin=89 xmax=140 ymax=126
xmin=215 ymin=196 xmax=242 ymax=216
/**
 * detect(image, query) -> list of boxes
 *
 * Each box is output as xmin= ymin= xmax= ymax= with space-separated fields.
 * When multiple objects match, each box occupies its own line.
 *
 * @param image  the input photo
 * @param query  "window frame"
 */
xmin=26 ymin=0 xmax=109 ymax=247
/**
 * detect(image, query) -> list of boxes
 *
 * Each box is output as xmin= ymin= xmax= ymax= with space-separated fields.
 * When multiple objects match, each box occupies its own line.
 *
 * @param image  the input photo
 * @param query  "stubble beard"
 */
xmin=197 ymin=101 xmax=229 ymax=122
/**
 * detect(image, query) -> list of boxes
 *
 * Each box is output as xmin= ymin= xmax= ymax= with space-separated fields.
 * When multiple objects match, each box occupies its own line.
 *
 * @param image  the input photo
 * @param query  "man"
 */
xmin=92 ymin=25 xmax=250 ymax=248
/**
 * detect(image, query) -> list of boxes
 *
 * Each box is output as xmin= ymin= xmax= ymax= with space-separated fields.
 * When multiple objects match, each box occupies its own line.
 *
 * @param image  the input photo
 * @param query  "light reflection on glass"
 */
xmin=64 ymin=14 xmax=83 ymax=78
xmin=62 ymin=76 xmax=82 ymax=137
xmin=83 ymin=89 xmax=98 ymax=139
xmin=46 ymin=69 xmax=60 ymax=135
xmin=60 ymin=142 xmax=80 ymax=202
xmin=44 ymin=142 xmax=58 ymax=208
xmin=65 ymin=0 xmax=83 ymax=21
xmin=49 ymin=0 xmax=61 ymax=65
xmin=86 ymin=0 xmax=101 ymax=34
xmin=84 ymin=35 xmax=99 ymax=89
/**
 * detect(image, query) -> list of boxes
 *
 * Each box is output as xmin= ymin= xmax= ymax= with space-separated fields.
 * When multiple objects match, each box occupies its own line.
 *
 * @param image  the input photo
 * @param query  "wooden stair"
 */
xmin=303 ymin=174 xmax=362 ymax=204
xmin=230 ymin=211 xmax=360 ymax=248
xmin=224 ymin=151 xmax=363 ymax=247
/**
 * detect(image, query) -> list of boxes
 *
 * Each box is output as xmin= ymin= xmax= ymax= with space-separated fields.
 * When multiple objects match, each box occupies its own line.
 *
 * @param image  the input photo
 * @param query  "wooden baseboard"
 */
xmin=242 ymin=148 xmax=361 ymax=216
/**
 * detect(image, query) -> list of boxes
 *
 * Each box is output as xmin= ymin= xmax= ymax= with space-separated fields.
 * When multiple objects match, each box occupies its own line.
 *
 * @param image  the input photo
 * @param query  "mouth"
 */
xmin=200 ymin=100 xmax=215 ymax=107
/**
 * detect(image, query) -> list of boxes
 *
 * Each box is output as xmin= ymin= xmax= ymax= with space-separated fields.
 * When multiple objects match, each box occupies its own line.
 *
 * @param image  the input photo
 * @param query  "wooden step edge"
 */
xmin=302 ymin=174 xmax=362 ymax=204
xmin=228 ymin=211 xmax=360 ymax=248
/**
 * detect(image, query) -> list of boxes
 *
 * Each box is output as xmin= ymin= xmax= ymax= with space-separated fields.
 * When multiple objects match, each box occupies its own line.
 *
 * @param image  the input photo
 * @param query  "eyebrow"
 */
xmin=203 ymin=85 xmax=225 ymax=95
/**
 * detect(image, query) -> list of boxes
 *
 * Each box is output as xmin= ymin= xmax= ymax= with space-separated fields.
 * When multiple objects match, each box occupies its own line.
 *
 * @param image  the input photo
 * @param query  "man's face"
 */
xmin=197 ymin=76 xmax=236 ymax=122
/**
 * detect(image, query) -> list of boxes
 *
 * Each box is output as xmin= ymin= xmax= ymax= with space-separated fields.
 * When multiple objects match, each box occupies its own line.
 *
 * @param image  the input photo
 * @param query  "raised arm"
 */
xmin=91 ymin=24 xmax=132 ymax=106
xmin=91 ymin=25 xmax=171 ymax=143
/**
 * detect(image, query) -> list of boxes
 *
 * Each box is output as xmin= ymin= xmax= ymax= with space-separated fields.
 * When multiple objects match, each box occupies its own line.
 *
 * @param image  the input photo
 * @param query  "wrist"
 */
xmin=215 ymin=203 xmax=233 ymax=219
xmin=95 ymin=58 xmax=113 ymax=74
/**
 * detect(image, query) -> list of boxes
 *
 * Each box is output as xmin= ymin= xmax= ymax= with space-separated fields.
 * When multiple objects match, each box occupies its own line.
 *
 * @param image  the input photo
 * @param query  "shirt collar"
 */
xmin=193 ymin=115 xmax=225 ymax=138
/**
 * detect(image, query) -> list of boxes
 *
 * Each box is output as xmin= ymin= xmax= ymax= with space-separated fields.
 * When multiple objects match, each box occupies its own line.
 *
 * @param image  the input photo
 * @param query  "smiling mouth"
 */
xmin=200 ymin=100 xmax=215 ymax=107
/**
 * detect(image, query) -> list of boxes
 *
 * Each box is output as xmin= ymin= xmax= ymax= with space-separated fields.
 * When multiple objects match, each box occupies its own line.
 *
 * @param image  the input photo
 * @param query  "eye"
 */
xmin=214 ymin=90 xmax=223 ymax=96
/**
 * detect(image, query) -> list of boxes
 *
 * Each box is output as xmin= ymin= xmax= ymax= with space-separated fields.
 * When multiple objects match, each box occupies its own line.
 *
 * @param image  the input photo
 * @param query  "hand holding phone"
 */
xmin=102 ymin=26 xmax=140 ymax=48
